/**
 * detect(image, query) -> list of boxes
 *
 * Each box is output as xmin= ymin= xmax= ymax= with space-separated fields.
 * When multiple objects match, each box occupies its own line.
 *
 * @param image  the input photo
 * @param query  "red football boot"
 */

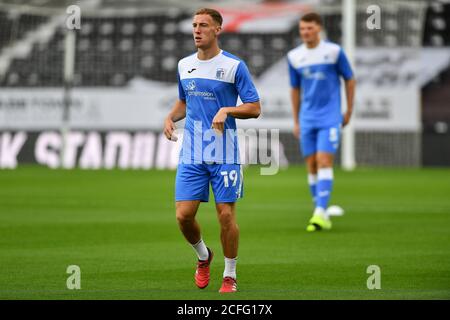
xmin=195 ymin=248 xmax=213 ymax=289
xmin=219 ymin=276 xmax=237 ymax=293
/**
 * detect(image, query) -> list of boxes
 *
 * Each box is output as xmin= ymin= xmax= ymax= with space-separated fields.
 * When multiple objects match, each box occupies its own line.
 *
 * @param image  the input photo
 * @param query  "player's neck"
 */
xmin=305 ymin=38 xmax=321 ymax=49
xmin=197 ymin=44 xmax=221 ymax=61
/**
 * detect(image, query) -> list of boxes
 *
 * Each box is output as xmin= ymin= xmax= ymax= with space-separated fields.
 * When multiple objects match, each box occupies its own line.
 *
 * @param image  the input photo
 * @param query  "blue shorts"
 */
xmin=300 ymin=125 xmax=341 ymax=157
xmin=175 ymin=163 xmax=243 ymax=203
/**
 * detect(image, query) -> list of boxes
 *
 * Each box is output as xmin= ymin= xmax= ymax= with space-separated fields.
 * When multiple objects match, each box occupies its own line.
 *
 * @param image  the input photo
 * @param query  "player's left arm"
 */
xmin=212 ymin=61 xmax=260 ymax=133
xmin=342 ymin=78 xmax=356 ymax=127
xmin=212 ymin=102 xmax=260 ymax=133
xmin=217 ymin=102 xmax=261 ymax=119
xmin=337 ymin=48 xmax=356 ymax=127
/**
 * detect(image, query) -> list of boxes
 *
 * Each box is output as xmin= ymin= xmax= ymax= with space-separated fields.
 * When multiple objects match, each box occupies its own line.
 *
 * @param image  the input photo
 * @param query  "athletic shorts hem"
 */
xmin=302 ymin=150 xmax=315 ymax=158
xmin=302 ymin=149 xmax=337 ymax=158
xmin=175 ymin=197 xmax=209 ymax=202
xmin=214 ymin=197 xmax=240 ymax=203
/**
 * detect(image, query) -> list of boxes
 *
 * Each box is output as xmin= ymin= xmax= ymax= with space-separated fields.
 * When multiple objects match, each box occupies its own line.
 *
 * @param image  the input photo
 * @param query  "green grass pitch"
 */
xmin=0 ymin=165 xmax=449 ymax=300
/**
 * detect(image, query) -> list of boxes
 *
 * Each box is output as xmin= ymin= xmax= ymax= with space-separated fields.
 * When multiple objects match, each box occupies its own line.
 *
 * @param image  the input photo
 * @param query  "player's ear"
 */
xmin=215 ymin=25 xmax=222 ymax=35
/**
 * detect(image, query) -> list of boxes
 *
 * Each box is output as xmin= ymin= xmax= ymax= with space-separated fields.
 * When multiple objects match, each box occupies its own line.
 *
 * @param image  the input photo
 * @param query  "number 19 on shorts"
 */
xmin=220 ymin=170 xmax=237 ymax=188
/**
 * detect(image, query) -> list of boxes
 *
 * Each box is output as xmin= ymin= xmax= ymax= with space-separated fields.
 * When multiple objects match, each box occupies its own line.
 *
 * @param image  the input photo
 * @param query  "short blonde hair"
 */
xmin=194 ymin=8 xmax=223 ymax=26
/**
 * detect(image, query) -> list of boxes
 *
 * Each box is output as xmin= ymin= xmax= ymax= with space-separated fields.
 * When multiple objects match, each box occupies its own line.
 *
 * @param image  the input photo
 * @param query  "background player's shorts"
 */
xmin=175 ymin=163 xmax=243 ymax=203
xmin=300 ymin=125 xmax=341 ymax=157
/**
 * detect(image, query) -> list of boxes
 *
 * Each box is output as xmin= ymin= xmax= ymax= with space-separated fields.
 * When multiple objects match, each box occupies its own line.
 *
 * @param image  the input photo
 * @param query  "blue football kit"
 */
xmin=287 ymin=40 xmax=353 ymax=157
xmin=175 ymin=50 xmax=259 ymax=203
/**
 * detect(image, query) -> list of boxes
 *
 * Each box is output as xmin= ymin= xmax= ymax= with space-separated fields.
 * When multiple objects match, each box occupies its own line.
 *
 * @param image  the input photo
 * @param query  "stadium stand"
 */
xmin=0 ymin=1 xmax=448 ymax=88
xmin=0 ymin=10 xmax=48 ymax=50
xmin=0 ymin=0 xmax=449 ymax=166
xmin=420 ymin=1 xmax=450 ymax=166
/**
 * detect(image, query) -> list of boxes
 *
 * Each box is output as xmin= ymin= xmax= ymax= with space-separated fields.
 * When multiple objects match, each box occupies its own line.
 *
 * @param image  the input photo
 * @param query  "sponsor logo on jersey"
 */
xmin=302 ymin=67 xmax=326 ymax=80
xmin=186 ymin=80 xmax=196 ymax=91
xmin=185 ymin=80 xmax=216 ymax=100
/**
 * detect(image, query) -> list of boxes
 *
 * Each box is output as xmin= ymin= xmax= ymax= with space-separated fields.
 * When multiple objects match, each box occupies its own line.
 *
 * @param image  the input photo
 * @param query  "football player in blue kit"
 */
xmin=163 ymin=8 xmax=260 ymax=293
xmin=287 ymin=12 xmax=356 ymax=232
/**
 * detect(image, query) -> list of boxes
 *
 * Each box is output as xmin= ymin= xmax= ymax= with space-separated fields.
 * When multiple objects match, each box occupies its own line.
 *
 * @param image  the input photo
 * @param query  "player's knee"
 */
xmin=317 ymin=154 xmax=333 ymax=168
xmin=305 ymin=156 xmax=318 ymax=172
xmin=176 ymin=210 xmax=194 ymax=226
xmin=217 ymin=209 xmax=235 ymax=227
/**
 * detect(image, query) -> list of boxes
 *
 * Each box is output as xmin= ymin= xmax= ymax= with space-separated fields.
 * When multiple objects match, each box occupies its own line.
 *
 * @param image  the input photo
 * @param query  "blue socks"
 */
xmin=316 ymin=168 xmax=334 ymax=211
xmin=307 ymin=174 xmax=317 ymax=207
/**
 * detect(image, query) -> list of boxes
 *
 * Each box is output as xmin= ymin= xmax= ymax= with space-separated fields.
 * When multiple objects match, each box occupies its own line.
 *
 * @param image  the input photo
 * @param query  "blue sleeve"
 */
xmin=288 ymin=58 xmax=301 ymax=88
xmin=234 ymin=62 xmax=259 ymax=103
xmin=336 ymin=49 xmax=354 ymax=80
xmin=177 ymin=72 xmax=186 ymax=101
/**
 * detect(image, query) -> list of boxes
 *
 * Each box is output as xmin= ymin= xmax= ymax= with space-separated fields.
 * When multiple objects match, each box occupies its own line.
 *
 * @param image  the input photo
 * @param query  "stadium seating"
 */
xmin=0 ymin=1 xmax=448 ymax=88
xmin=0 ymin=10 xmax=48 ymax=51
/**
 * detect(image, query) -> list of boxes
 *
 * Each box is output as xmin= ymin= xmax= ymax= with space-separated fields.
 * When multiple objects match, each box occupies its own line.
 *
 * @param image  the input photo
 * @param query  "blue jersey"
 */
xmin=287 ymin=40 xmax=353 ymax=128
xmin=178 ymin=50 xmax=259 ymax=164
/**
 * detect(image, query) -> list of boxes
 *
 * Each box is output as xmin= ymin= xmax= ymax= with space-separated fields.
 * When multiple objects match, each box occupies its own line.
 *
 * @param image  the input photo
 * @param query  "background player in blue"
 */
xmin=287 ymin=12 xmax=356 ymax=232
xmin=163 ymin=8 xmax=260 ymax=293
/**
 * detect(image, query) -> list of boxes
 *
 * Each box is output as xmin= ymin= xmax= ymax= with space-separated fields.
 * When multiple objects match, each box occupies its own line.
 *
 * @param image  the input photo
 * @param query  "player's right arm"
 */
xmin=290 ymin=87 xmax=301 ymax=138
xmin=164 ymin=99 xmax=186 ymax=140
xmin=288 ymin=57 xmax=301 ymax=138
xmin=164 ymin=69 xmax=187 ymax=141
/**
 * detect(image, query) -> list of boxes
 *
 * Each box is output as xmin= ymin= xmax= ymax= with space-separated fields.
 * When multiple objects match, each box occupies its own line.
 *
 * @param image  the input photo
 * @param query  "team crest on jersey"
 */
xmin=186 ymin=80 xmax=196 ymax=91
xmin=216 ymin=68 xmax=225 ymax=80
